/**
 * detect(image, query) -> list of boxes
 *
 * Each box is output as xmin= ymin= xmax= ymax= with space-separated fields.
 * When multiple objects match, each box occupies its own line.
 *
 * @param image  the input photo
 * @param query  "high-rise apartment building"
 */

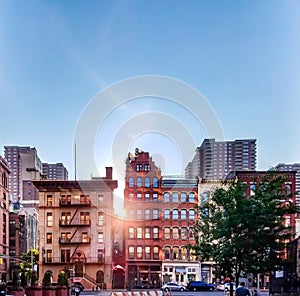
xmin=185 ymin=138 xmax=257 ymax=180
xmin=124 ymin=149 xmax=199 ymax=289
xmin=33 ymin=167 xmax=119 ymax=289
xmin=42 ymin=163 xmax=69 ymax=180
xmin=4 ymin=146 xmax=43 ymax=203
xmin=0 ymin=156 xmax=10 ymax=282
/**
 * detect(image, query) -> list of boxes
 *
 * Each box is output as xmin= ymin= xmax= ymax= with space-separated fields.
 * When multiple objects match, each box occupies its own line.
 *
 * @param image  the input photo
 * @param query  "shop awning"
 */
xmin=175 ymin=266 xmax=186 ymax=273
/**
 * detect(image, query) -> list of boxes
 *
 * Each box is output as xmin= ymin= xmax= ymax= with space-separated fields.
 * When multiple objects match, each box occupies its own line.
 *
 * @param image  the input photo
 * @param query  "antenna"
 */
xmin=74 ymin=142 xmax=77 ymax=181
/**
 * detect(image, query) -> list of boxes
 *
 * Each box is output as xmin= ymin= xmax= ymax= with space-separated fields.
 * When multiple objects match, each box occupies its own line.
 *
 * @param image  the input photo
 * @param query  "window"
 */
xmin=164 ymin=227 xmax=171 ymax=239
xmin=173 ymin=227 xmax=179 ymax=239
xmin=164 ymin=209 xmax=170 ymax=220
xmin=188 ymin=192 xmax=195 ymax=202
xmin=173 ymin=247 xmax=179 ymax=259
xmin=137 ymin=193 xmax=142 ymax=201
xmin=98 ymin=232 xmax=104 ymax=243
xmin=285 ymin=183 xmax=292 ymax=196
xmin=98 ymin=212 xmax=104 ymax=225
xmin=61 ymin=249 xmax=70 ymax=263
xmin=145 ymin=246 xmax=151 ymax=259
xmin=82 ymin=232 xmax=89 ymax=242
xmin=137 ymin=210 xmax=142 ymax=219
xmin=172 ymin=192 xmax=179 ymax=202
xmin=98 ymin=249 xmax=104 ymax=263
xmin=129 ymin=246 xmax=135 ymax=259
xmin=153 ymin=177 xmax=158 ymax=188
xmin=164 ymin=192 xmax=170 ymax=202
xmin=46 ymin=250 xmax=52 ymax=263
xmin=180 ymin=192 xmax=187 ymax=202
xmin=145 ymin=177 xmax=150 ymax=187
xmin=145 ymin=209 xmax=151 ymax=219
xmin=137 ymin=227 xmax=143 ymax=239
xmin=181 ymin=210 xmax=187 ymax=220
xmin=98 ymin=195 xmax=104 ymax=204
xmin=145 ymin=227 xmax=151 ymax=239
xmin=189 ymin=209 xmax=195 ymax=220
xmin=181 ymin=227 xmax=187 ymax=240
xmin=153 ymin=227 xmax=159 ymax=239
xmin=129 ymin=227 xmax=135 ymax=238
xmin=129 ymin=178 xmax=134 ymax=188
xmin=136 ymin=164 xmax=143 ymax=171
xmin=145 ymin=193 xmax=150 ymax=202
xmin=250 ymin=183 xmax=256 ymax=196
xmin=47 ymin=213 xmax=53 ymax=227
xmin=129 ymin=193 xmax=134 ymax=199
xmin=46 ymin=233 xmax=52 ymax=244
xmin=137 ymin=177 xmax=142 ymax=187
xmin=153 ymin=209 xmax=159 ymax=219
xmin=153 ymin=246 xmax=159 ymax=259
xmin=80 ymin=212 xmax=90 ymax=224
xmin=144 ymin=164 xmax=151 ymax=171
xmin=137 ymin=246 xmax=143 ymax=259
xmin=201 ymin=192 xmax=209 ymax=203
xmin=164 ymin=247 xmax=171 ymax=260
xmin=181 ymin=247 xmax=187 ymax=260
xmin=152 ymin=193 xmax=158 ymax=201
xmin=46 ymin=195 xmax=53 ymax=206
xmin=61 ymin=232 xmax=71 ymax=243
xmin=172 ymin=209 xmax=179 ymax=220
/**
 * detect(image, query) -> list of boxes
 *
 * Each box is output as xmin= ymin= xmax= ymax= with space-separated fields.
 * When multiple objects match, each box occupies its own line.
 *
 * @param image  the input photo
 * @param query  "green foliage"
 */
xmin=192 ymin=172 xmax=298 ymax=284
xmin=42 ymin=270 xmax=53 ymax=288
xmin=57 ymin=272 xmax=69 ymax=287
xmin=19 ymin=249 xmax=39 ymax=288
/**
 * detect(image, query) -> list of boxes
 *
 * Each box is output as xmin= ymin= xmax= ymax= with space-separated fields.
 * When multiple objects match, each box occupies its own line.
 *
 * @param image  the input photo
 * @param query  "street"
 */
xmin=80 ymin=290 xmax=225 ymax=296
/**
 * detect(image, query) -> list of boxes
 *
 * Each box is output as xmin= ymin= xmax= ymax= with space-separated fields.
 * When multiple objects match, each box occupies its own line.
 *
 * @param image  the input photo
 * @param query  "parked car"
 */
xmin=161 ymin=282 xmax=187 ymax=292
xmin=217 ymin=283 xmax=236 ymax=291
xmin=187 ymin=281 xmax=215 ymax=291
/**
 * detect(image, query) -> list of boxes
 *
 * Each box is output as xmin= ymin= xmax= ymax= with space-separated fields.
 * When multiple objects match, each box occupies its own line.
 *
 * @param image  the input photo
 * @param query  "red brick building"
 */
xmin=124 ymin=149 xmax=199 ymax=288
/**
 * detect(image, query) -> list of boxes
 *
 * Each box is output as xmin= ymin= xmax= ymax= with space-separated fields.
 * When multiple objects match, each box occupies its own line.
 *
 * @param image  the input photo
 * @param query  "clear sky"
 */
xmin=1 ymin=0 xmax=300 ymax=185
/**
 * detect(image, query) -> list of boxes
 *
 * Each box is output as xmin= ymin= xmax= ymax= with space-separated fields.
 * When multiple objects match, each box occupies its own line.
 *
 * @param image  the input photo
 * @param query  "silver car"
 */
xmin=162 ymin=282 xmax=187 ymax=292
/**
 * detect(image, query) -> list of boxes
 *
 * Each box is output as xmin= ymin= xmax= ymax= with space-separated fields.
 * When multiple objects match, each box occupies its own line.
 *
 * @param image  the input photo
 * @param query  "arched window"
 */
xmin=172 ymin=192 xmax=179 ymax=202
xmin=145 ymin=177 xmax=150 ymax=188
xmin=181 ymin=247 xmax=188 ymax=260
xmin=188 ymin=192 xmax=195 ymax=202
xmin=164 ymin=209 xmax=170 ymax=220
xmin=145 ymin=246 xmax=151 ymax=259
xmin=173 ymin=227 xmax=179 ymax=239
xmin=164 ymin=246 xmax=171 ymax=260
xmin=128 ymin=246 xmax=135 ymax=259
xmin=173 ymin=247 xmax=179 ymax=260
xmin=181 ymin=209 xmax=187 ymax=220
xmin=153 ymin=177 xmax=158 ymax=188
xmin=164 ymin=227 xmax=170 ymax=239
xmin=164 ymin=192 xmax=170 ymax=202
xmin=153 ymin=246 xmax=159 ymax=259
xmin=128 ymin=177 xmax=134 ymax=188
xmin=137 ymin=177 xmax=142 ymax=187
xmin=189 ymin=209 xmax=195 ymax=220
xmin=129 ymin=227 xmax=135 ymax=238
xmin=172 ymin=209 xmax=178 ymax=220
xmin=180 ymin=192 xmax=187 ymax=202
xmin=137 ymin=246 xmax=143 ymax=259
xmin=181 ymin=227 xmax=187 ymax=240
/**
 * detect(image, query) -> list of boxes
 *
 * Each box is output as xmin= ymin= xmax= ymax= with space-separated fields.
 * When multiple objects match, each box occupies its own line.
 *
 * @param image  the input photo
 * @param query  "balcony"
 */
xmin=43 ymin=256 xmax=105 ymax=264
xmin=59 ymin=220 xmax=91 ymax=227
xmin=59 ymin=237 xmax=91 ymax=244
xmin=59 ymin=199 xmax=91 ymax=207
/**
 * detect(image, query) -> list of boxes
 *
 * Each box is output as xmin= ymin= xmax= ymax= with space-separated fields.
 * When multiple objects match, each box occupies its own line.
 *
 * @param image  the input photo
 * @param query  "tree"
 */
xmin=192 ymin=172 xmax=298 ymax=288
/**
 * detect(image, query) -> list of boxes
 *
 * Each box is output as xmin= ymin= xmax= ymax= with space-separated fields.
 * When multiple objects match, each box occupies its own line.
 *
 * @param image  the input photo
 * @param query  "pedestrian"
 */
xmin=235 ymin=282 xmax=250 ymax=296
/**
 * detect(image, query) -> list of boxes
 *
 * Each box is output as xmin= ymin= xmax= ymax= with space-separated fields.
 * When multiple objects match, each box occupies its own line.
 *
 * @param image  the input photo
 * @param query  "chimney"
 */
xmin=106 ymin=167 xmax=112 ymax=179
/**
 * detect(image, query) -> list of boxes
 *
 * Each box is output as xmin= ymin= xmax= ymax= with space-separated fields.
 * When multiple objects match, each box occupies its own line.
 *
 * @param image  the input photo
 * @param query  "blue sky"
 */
xmin=1 ymin=0 xmax=300 ymax=183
